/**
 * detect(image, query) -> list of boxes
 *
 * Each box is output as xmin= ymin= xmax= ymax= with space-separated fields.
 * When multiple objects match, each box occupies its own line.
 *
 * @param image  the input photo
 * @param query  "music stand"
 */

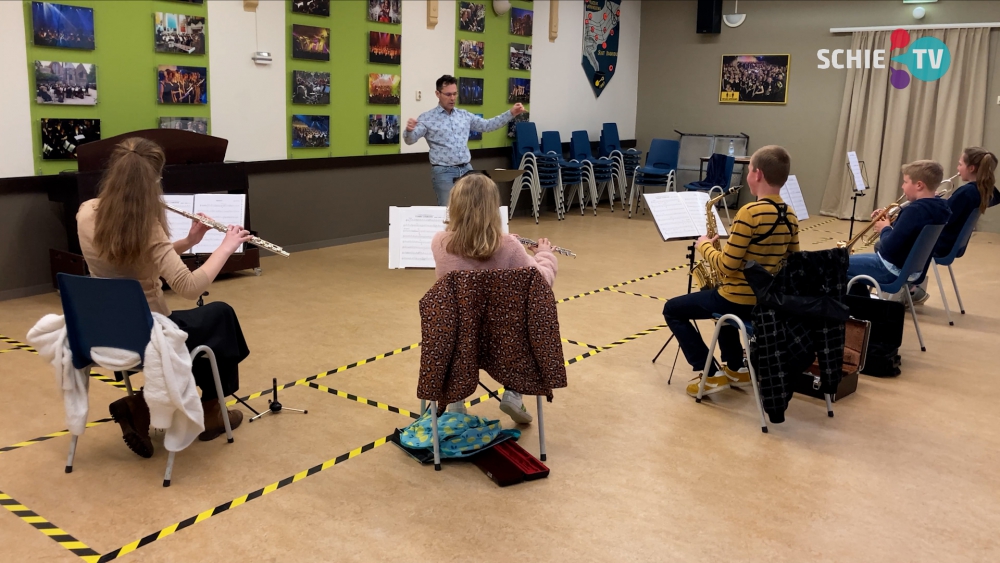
xmin=846 ymin=159 xmax=871 ymax=240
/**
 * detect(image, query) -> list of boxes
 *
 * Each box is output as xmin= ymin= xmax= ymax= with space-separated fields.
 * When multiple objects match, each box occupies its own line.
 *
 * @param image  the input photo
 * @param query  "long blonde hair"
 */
xmin=962 ymin=147 xmax=997 ymax=215
xmin=445 ymin=174 xmax=504 ymax=260
xmin=93 ymin=138 xmax=168 ymax=269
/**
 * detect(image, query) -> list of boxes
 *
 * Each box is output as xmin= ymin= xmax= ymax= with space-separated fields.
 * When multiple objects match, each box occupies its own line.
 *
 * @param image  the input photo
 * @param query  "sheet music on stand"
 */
xmin=161 ymin=193 xmax=247 ymax=254
xmin=388 ymin=206 xmax=509 ymax=269
xmin=641 ymin=192 xmax=728 ymax=241
xmin=847 ymin=151 xmax=868 ymax=192
xmin=779 ymin=175 xmax=809 ymax=220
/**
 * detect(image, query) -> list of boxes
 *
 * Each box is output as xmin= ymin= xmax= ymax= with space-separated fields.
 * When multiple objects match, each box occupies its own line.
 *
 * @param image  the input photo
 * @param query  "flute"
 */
xmin=164 ymin=204 xmax=290 ymax=257
xmin=517 ymin=237 xmax=576 ymax=258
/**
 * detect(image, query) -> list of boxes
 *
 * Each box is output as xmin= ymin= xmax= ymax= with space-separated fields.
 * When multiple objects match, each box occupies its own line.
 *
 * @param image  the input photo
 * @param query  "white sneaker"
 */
xmin=499 ymin=390 xmax=533 ymax=424
xmin=446 ymin=402 xmax=467 ymax=415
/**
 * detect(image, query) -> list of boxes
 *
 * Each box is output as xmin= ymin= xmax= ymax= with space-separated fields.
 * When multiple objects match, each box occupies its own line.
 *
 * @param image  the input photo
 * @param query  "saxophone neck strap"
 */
xmin=749 ymin=200 xmax=793 ymax=246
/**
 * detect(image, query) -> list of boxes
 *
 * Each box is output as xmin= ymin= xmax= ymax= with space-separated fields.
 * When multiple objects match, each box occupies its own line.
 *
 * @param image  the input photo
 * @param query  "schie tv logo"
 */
xmin=817 ymin=29 xmax=951 ymax=89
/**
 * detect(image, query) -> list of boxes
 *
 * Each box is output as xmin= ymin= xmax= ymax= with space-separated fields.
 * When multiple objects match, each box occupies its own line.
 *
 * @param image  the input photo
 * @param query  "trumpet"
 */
xmin=165 ymin=204 xmax=290 ymax=257
xmin=517 ymin=237 xmax=576 ymax=258
xmin=837 ymin=194 xmax=906 ymax=253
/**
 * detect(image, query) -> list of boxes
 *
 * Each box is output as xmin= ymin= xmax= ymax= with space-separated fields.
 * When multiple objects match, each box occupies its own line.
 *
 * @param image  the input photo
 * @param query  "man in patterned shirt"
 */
xmin=404 ymin=75 xmax=525 ymax=205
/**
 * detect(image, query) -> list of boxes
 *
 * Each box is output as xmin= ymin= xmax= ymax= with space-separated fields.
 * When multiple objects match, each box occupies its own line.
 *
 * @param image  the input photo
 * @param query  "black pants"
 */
xmin=168 ymin=302 xmax=248 ymax=400
xmin=663 ymin=289 xmax=754 ymax=372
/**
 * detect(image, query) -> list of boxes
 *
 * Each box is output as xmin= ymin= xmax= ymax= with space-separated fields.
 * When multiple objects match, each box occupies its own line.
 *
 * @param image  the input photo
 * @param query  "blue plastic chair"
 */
xmin=847 ymin=223 xmax=946 ymax=352
xmin=570 ymin=130 xmax=616 ymax=214
xmin=513 ymin=122 xmax=560 ymax=223
xmin=931 ymin=210 xmax=980 ymax=325
xmin=685 ymin=153 xmax=735 ymax=192
xmin=57 ymin=273 xmax=233 ymax=486
xmin=628 ymin=139 xmax=680 ymax=218
xmin=541 ymin=131 xmax=584 ymax=218
xmin=599 ymin=123 xmax=643 ymax=205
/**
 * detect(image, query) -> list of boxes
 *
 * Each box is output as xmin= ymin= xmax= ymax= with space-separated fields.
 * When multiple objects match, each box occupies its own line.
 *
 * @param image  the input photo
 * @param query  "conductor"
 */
xmin=404 ymin=74 xmax=525 ymax=205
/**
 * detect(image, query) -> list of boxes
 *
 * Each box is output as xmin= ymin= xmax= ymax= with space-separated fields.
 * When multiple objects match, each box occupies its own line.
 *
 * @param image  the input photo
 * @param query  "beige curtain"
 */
xmin=820 ymin=28 xmax=990 ymax=219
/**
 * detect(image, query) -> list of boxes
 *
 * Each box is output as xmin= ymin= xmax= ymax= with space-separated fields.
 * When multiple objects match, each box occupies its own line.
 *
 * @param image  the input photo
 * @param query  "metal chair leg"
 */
xmin=163 ymin=451 xmax=175 ymax=487
xmin=430 ymin=401 xmax=441 ymax=471
xmin=121 ymin=371 xmax=135 ymax=396
xmin=824 ymin=394 xmax=834 ymax=418
xmin=734 ymin=323 xmax=768 ymax=433
xmin=536 ymin=395 xmax=547 ymax=462
xmin=903 ymin=286 xmax=926 ymax=352
xmin=66 ymin=435 xmax=78 ymax=473
xmin=932 ymin=262 xmax=953 ymax=325
xmin=948 ymin=264 xmax=965 ymax=314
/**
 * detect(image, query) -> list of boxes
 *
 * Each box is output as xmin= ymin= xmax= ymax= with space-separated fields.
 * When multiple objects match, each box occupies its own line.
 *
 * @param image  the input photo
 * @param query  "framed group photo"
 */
xmin=719 ymin=54 xmax=790 ymax=104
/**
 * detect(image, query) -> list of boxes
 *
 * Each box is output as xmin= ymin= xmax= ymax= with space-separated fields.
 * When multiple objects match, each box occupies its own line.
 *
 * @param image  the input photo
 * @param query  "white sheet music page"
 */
xmin=642 ymin=192 xmax=696 ymax=240
xmin=682 ymin=191 xmax=728 ymax=238
xmin=191 ymin=194 xmax=247 ymax=254
xmin=780 ymin=175 xmax=809 ymax=221
xmin=847 ymin=151 xmax=867 ymax=192
xmin=162 ymin=194 xmax=195 ymax=249
xmin=390 ymin=206 xmax=511 ymax=269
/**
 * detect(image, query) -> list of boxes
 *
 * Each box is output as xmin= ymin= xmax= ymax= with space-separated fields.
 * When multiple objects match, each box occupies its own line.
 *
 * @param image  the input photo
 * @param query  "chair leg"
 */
xmin=948 ymin=264 xmax=965 ymax=314
xmin=430 ymin=401 xmax=441 ymax=471
xmin=121 ymin=371 xmax=135 ymax=396
xmin=65 ymin=434 xmax=78 ymax=473
xmin=903 ymin=286 xmax=926 ymax=352
xmin=163 ymin=451 xmax=175 ymax=487
xmin=824 ymin=394 xmax=834 ymax=418
xmin=536 ymin=395 xmax=547 ymax=462
xmin=420 ymin=399 xmax=426 ymax=415
xmin=932 ymin=262 xmax=953 ymax=326
xmin=734 ymin=325 xmax=768 ymax=433
xmin=695 ymin=322 xmax=726 ymax=402
xmin=192 ymin=346 xmax=234 ymax=443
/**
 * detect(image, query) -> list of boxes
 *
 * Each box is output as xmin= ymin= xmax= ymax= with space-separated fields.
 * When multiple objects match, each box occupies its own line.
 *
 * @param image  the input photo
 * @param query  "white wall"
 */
xmin=207 ymin=0 xmax=287 ymax=162
xmin=399 ymin=0 xmax=457 ymax=154
xmin=0 ymin=2 xmax=36 ymax=178
xmin=531 ymin=0 xmax=640 ymax=140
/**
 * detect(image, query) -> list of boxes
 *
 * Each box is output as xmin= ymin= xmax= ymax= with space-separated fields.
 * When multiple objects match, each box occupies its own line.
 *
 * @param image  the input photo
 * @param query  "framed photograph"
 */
xmin=368 ymin=74 xmax=400 ymax=105
xmin=32 ymin=2 xmax=95 ymax=50
xmin=41 ymin=118 xmax=100 ymax=160
xmin=292 ymin=0 xmax=330 ymax=17
xmin=458 ymin=40 xmax=484 ymax=70
xmin=159 ymin=117 xmax=208 ymax=135
xmin=35 ymin=61 xmax=96 ymax=105
xmin=292 ymin=24 xmax=330 ymax=61
xmin=368 ymin=31 xmax=401 ymax=65
xmin=509 ymin=43 xmax=531 ymax=71
xmin=459 ymin=2 xmax=485 ymax=33
xmin=170 ymin=0 xmax=204 ymax=3
xmin=155 ymin=13 xmax=206 ymax=55
xmin=367 ymin=114 xmax=400 ymax=145
xmin=508 ymin=78 xmax=530 ymax=104
xmin=507 ymin=112 xmax=529 ymax=139
xmin=292 ymin=70 xmax=330 ymax=105
xmin=458 ymin=77 xmax=483 ymax=105
xmin=719 ymin=54 xmax=790 ymax=104
xmin=469 ymin=114 xmax=483 ymax=141
xmin=510 ymin=7 xmax=533 ymax=36
xmin=367 ymin=0 xmax=401 ymax=24
xmin=157 ymin=65 xmax=208 ymax=105
xmin=291 ymin=115 xmax=330 ymax=148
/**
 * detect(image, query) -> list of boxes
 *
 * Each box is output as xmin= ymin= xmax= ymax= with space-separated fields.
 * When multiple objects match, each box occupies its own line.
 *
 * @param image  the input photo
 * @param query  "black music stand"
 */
xmin=846 ymin=159 xmax=871 ymax=240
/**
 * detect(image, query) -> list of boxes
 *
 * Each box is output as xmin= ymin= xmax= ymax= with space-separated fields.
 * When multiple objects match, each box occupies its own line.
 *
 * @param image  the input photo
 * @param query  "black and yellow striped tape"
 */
xmin=465 ymin=386 xmax=506 ymax=408
xmin=556 ymin=264 xmax=688 ymax=304
xmin=96 ymin=433 xmax=394 ymax=562
xmin=88 ymin=371 xmax=129 ymax=392
xmin=307 ymin=383 xmax=418 ymax=419
xmin=614 ymin=290 xmax=668 ymax=301
xmin=0 ymin=490 xmax=100 ymax=563
xmin=564 ymin=324 xmax=668 ymax=365
xmin=799 ymin=217 xmax=839 ymax=232
xmin=0 ymin=334 xmax=37 ymax=355
xmin=0 ymin=418 xmax=113 ymax=455
xmin=562 ymin=338 xmax=603 ymax=350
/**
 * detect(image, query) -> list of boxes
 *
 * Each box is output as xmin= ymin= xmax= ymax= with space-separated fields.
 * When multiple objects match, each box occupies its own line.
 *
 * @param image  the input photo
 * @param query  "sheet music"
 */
xmin=686 ymin=192 xmax=729 ymax=238
xmin=642 ymin=192 xmax=728 ymax=241
xmin=780 ymin=175 xmax=809 ymax=221
xmin=191 ymin=194 xmax=247 ymax=254
xmin=389 ymin=206 xmax=509 ymax=269
xmin=162 ymin=194 xmax=195 ymax=248
xmin=847 ymin=151 xmax=867 ymax=192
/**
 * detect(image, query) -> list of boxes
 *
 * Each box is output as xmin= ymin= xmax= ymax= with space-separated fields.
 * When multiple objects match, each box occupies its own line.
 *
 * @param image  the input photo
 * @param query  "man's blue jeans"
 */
xmin=431 ymin=164 xmax=473 ymax=206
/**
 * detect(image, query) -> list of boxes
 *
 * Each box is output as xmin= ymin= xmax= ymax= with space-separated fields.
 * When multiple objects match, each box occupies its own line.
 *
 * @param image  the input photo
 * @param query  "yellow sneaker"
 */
xmin=686 ymin=373 xmax=731 ymax=397
xmin=724 ymin=366 xmax=751 ymax=388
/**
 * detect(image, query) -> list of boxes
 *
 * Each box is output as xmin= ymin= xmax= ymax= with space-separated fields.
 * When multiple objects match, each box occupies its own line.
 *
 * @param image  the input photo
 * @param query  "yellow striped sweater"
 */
xmin=697 ymin=195 xmax=800 ymax=305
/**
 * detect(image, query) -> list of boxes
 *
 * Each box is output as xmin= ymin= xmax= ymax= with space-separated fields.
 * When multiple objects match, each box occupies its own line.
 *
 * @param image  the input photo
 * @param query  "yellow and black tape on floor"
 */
xmin=0 ymin=490 xmax=101 ymax=563
xmin=307 ymin=383 xmax=419 ymax=419
xmin=562 ymin=337 xmax=603 ymax=350
xmin=564 ymin=324 xmax=669 ymax=365
xmin=614 ymin=290 xmax=668 ymax=301
xmin=0 ymin=419 xmax=113 ymax=455
xmin=88 ymin=371 xmax=129 ymax=392
xmin=799 ymin=217 xmax=839 ymax=232
xmin=557 ymin=263 xmax=689 ymax=304
xmin=0 ymin=334 xmax=37 ymax=355
xmin=96 ymin=433 xmax=394 ymax=563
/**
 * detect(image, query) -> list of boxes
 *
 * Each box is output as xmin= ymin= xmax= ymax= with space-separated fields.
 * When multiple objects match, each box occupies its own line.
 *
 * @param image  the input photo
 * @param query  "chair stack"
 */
xmin=599 ymin=123 xmax=642 ymax=209
xmin=628 ymin=139 xmax=679 ymax=218
xmin=569 ymin=131 xmax=617 ymax=214
xmin=512 ymin=122 xmax=561 ymax=223
xmin=541 ymin=131 xmax=584 ymax=219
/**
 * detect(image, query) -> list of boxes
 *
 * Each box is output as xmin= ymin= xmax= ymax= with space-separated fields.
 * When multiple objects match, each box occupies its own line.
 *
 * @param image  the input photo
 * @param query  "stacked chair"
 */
xmin=599 ymin=123 xmax=642 ymax=210
xmin=685 ymin=153 xmax=735 ymax=193
xmin=569 ymin=130 xmax=617 ymax=215
xmin=511 ymin=122 xmax=562 ymax=223
xmin=628 ymin=139 xmax=679 ymax=218
xmin=541 ymin=131 xmax=585 ymax=218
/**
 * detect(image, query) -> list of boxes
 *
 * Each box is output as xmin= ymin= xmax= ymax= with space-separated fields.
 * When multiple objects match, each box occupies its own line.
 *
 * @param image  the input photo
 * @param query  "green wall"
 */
xmin=24 ymin=0 xmax=210 ymax=176
xmin=455 ymin=0 xmax=532 ymax=150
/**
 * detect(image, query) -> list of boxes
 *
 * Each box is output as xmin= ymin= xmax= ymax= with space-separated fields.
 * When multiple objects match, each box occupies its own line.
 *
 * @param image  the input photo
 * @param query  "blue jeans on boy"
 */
xmin=663 ymin=289 xmax=755 ymax=372
xmin=431 ymin=164 xmax=473 ymax=206
xmin=846 ymin=253 xmax=903 ymax=289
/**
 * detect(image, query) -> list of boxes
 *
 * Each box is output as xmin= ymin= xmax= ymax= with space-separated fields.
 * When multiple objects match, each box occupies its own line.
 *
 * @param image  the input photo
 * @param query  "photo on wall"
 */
xmin=32 ymin=2 xmax=95 ymax=51
xmin=291 ymin=115 xmax=330 ymax=148
xmin=368 ymin=115 xmax=400 ymax=145
xmin=367 ymin=74 xmax=401 ymax=105
xmin=508 ymin=77 xmax=530 ymax=103
xmin=367 ymin=0 xmax=401 ymax=24
xmin=368 ymin=31 xmax=401 ymax=65
xmin=292 ymin=24 xmax=330 ymax=61
xmin=720 ymin=54 xmax=790 ymax=104
xmin=170 ymin=0 xmax=205 ymax=3
xmin=159 ymin=117 xmax=208 ymax=135
xmin=509 ymin=43 xmax=531 ymax=71
xmin=458 ymin=2 xmax=485 ymax=33
xmin=509 ymin=7 xmax=533 ymax=36
xmin=292 ymin=71 xmax=330 ymax=105
xmin=469 ymin=114 xmax=483 ymax=141
xmin=35 ymin=61 xmax=97 ymax=105
xmin=507 ymin=112 xmax=529 ymax=139
xmin=41 ymin=118 xmax=100 ymax=160
xmin=292 ymin=0 xmax=330 ymax=17
xmin=458 ymin=40 xmax=484 ymax=70
xmin=157 ymin=65 xmax=208 ymax=105
xmin=155 ymin=13 xmax=206 ymax=55
xmin=458 ymin=77 xmax=483 ymax=105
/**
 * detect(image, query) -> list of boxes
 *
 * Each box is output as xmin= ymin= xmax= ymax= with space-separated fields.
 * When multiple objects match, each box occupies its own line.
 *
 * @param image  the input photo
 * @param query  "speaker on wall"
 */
xmin=696 ymin=0 xmax=723 ymax=34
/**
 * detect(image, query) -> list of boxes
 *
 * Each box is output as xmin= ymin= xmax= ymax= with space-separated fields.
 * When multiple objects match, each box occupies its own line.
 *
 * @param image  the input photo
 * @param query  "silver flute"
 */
xmin=164 ymin=204 xmax=290 ymax=257
xmin=517 ymin=237 xmax=576 ymax=258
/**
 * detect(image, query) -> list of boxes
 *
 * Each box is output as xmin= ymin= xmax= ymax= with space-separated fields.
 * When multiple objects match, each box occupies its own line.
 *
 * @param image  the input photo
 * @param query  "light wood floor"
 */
xmin=1 ymin=209 xmax=998 ymax=563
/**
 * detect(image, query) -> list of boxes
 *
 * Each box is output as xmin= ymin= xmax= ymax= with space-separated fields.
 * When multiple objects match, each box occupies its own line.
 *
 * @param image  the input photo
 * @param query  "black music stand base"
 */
xmin=249 ymin=378 xmax=307 ymax=422
xmin=848 ymin=191 xmax=865 ymax=240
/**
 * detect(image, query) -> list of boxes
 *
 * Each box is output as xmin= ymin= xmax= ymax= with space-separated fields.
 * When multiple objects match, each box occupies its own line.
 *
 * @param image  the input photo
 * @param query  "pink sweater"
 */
xmin=431 ymin=232 xmax=558 ymax=287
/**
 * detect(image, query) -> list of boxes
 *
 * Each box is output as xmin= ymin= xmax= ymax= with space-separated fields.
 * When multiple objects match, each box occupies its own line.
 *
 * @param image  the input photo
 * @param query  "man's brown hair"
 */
xmin=901 ymin=159 xmax=943 ymax=191
xmin=750 ymin=145 xmax=791 ymax=187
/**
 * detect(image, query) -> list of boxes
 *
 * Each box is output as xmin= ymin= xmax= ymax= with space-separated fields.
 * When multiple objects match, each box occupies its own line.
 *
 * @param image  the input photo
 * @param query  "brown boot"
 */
xmin=198 ymin=398 xmax=243 ymax=441
xmin=109 ymin=391 xmax=153 ymax=458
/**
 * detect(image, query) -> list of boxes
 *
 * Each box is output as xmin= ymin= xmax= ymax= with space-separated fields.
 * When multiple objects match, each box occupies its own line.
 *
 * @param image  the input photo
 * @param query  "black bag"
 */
xmin=845 ymin=294 xmax=904 ymax=377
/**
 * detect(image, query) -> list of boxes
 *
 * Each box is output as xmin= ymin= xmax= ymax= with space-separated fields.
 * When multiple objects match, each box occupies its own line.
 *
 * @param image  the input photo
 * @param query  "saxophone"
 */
xmin=691 ymin=187 xmax=740 ymax=290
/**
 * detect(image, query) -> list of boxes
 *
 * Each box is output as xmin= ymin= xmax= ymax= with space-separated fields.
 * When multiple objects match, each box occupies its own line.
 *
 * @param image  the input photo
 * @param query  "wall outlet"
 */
xmin=416 ymin=90 xmax=422 ymax=101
